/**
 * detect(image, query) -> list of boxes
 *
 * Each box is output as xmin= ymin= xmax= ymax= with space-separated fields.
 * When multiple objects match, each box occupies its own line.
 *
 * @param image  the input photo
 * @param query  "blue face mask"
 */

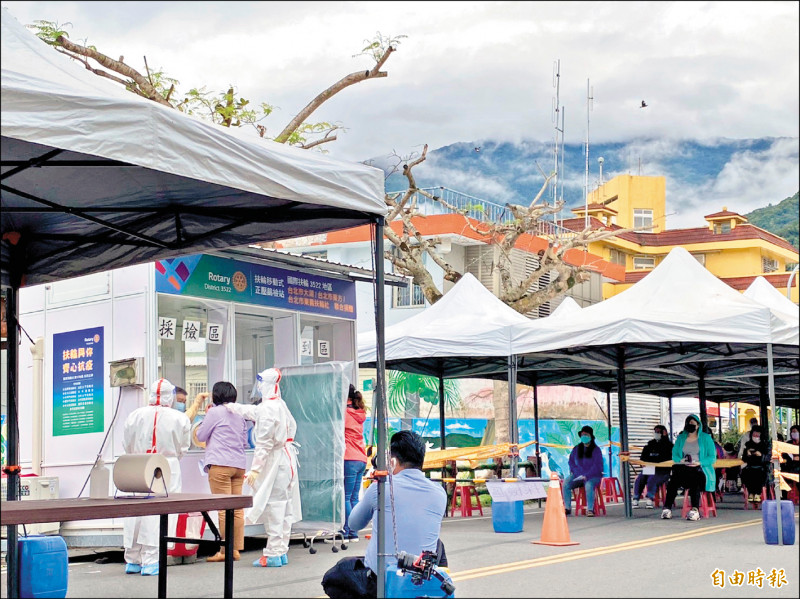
xmin=174 ymin=402 xmax=186 ymax=413
xmin=580 ymin=435 xmax=591 ymax=444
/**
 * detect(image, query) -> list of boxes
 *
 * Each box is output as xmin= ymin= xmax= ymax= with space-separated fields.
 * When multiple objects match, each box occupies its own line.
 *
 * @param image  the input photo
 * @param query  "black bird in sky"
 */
xmin=640 ymin=100 xmax=648 ymax=108
xmin=474 ymin=147 xmax=481 ymax=153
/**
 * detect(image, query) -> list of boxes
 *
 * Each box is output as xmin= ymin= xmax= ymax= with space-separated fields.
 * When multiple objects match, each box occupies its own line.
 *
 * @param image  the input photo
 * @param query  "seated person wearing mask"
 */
xmin=321 ymin=430 xmax=447 ymax=599
xmin=661 ymin=414 xmax=716 ymax=521
xmin=562 ymin=425 xmax=604 ymax=517
xmin=740 ymin=424 xmax=769 ymax=503
xmin=632 ymin=425 xmax=673 ymax=508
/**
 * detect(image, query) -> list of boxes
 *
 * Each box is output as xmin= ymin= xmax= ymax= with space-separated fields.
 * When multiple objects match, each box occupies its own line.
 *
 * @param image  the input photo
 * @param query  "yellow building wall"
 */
xmin=586 ymin=175 xmax=666 ymax=232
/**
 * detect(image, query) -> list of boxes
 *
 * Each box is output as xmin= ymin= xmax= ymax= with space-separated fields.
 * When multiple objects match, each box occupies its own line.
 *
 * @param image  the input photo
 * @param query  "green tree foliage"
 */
xmin=745 ymin=192 xmax=799 ymax=249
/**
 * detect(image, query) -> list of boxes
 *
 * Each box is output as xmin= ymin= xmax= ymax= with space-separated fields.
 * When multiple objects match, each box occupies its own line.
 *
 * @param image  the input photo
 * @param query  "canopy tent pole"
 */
xmin=438 ymin=368 xmax=448 ymax=512
xmin=5 ymin=279 xmax=21 ymax=599
xmin=698 ymin=369 xmax=708 ymax=431
xmin=533 ymin=375 xmax=540 ymax=478
xmin=606 ymin=388 xmax=613 ymax=478
xmin=616 ymin=347 xmax=633 ymax=519
xmin=717 ymin=401 xmax=724 ymax=442
xmin=758 ymin=380 xmax=769 ymax=434
xmin=508 ymin=355 xmax=519 ymax=477
xmin=668 ymin=394 xmax=674 ymax=440
xmin=372 ymin=217 xmax=388 ymax=599
xmin=438 ymin=372 xmax=446 ymax=452
xmin=767 ymin=344 xmax=784 ymax=546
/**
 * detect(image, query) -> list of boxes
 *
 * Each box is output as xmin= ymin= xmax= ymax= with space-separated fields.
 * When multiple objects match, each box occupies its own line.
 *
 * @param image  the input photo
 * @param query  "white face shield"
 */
xmin=149 ymin=378 xmax=176 ymax=408
xmin=256 ymin=368 xmax=282 ymax=401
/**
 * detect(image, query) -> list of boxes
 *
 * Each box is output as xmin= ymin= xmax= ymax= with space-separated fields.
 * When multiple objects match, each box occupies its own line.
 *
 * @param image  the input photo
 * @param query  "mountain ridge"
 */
xmin=377 ymin=136 xmax=798 ymax=240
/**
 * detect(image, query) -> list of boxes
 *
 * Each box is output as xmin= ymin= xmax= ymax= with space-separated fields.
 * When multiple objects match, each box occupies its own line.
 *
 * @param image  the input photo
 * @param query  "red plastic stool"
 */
xmin=450 ymin=483 xmax=483 ymax=517
xmin=600 ymin=477 xmax=623 ymax=503
xmin=787 ymin=482 xmax=799 ymax=506
xmin=744 ymin=485 xmax=774 ymax=510
xmin=573 ymin=484 xmax=607 ymax=516
xmin=653 ymin=483 xmax=668 ymax=507
xmin=681 ymin=491 xmax=717 ymax=518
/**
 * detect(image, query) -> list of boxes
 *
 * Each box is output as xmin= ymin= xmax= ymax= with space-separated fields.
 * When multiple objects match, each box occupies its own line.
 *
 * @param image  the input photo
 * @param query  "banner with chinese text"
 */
xmin=155 ymin=254 xmax=356 ymax=319
xmin=53 ymin=327 xmax=104 ymax=436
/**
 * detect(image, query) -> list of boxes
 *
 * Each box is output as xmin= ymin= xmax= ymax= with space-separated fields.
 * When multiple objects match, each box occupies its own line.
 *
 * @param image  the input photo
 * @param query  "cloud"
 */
xmin=666 ymin=138 xmax=800 ymax=228
xmin=3 ymin=1 xmax=797 ymax=165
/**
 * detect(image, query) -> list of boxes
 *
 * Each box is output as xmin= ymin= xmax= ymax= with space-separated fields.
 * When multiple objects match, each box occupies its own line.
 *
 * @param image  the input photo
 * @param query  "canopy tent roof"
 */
xmin=507 ymin=248 xmax=798 ymax=406
xmin=743 ymin=276 xmax=799 ymax=320
xmin=1 ymin=8 xmax=387 ymax=287
xmin=358 ymin=272 xmax=529 ymax=376
xmin=512 ymin=247 xmax=797 ymax=357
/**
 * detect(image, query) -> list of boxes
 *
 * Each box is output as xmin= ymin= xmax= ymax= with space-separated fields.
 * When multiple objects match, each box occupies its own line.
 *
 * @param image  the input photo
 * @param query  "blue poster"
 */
xmin=53 ymin=327 xmax=104 ymax=436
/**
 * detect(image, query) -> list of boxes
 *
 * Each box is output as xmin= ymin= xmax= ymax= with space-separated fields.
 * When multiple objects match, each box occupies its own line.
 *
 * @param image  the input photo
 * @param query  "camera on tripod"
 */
xmin=396 ymin=551 xmax=456 ymax=596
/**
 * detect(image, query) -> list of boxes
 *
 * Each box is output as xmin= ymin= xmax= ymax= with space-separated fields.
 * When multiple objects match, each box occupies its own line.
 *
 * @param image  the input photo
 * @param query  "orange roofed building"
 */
xmin=274 ymin=187 xmax=625 ymax=330
xmin=567 ymin=174 xmax=799 ymax=302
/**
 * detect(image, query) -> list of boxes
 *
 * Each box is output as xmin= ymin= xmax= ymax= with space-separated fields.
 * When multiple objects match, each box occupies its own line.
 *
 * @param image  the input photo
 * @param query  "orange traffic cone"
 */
xmin=532 ymin=472 xmax=579 ymax=546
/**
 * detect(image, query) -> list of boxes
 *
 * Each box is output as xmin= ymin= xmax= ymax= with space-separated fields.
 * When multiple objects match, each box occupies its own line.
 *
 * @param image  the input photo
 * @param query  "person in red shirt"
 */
xmin=342 ymin=384 xmax=368 ymax=541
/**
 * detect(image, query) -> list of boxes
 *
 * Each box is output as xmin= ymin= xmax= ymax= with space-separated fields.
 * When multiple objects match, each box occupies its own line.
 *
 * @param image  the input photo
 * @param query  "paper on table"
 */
xmin=643 ymin=466 xmax=656 ymax=475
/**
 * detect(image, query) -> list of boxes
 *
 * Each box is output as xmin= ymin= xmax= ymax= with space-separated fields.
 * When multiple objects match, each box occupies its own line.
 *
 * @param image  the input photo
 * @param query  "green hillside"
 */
xmin=745 ymin=192 xmax=799 ymax=249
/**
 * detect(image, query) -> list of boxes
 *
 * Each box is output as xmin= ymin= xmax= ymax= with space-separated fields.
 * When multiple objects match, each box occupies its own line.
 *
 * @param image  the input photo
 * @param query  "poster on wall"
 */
xmin=53 ymin=327 xmax=104 ymax=436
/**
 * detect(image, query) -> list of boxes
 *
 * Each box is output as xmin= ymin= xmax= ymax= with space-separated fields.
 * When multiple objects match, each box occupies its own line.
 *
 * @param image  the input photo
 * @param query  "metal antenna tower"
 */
xmin=551 ymin=60 xmax=563 ymax=225
xmin=584 ymin=79 xmax=593 ymax=229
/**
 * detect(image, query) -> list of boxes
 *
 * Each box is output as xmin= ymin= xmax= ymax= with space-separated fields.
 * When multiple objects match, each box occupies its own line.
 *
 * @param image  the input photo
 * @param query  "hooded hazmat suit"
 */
xmin=122 ymin=379 xmax=191 ymax=568
xmin=226 ymin=368 xmax=301 ymax=562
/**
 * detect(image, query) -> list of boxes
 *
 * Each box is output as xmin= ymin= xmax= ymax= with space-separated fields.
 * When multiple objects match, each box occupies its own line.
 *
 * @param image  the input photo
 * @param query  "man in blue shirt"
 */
xmin=322 ymin=430 xmax=447 ymax=599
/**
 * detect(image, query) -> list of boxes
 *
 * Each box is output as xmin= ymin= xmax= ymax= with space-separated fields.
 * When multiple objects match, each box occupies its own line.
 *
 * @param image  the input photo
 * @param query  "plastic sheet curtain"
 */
xmin=279 ymin=361 xmax=352 ymax=530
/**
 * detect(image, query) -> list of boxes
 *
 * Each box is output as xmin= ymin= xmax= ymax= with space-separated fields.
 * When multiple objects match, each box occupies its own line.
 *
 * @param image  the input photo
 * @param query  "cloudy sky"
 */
xmin=3 ymin=1 xmax=798 ymax=226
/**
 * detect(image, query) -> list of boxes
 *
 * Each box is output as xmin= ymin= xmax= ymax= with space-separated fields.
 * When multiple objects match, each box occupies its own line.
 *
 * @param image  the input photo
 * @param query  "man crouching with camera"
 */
xmin=322 ymin=430 xmax=448 ymax=599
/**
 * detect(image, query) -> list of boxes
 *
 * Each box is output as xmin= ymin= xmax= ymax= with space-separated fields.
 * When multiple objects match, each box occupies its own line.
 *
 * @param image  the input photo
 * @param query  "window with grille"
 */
xmin=762 ymin=257 xmax=779 ymax=273
xmin=394 ymin=280 xmax=425 ymax=308
xmin=633 ymin=255 xmax=655 ymax=270
xmin=391 ymin=247 xmax=425 ymax=308
xmin=633 ymin=209 xmax=653 ymax=231
xmin=691 ymin=253 xmax=706 ymax=266
xmin=714 ymin=222 xmax=732 ymax=234
xmin=609 ymin=248 xmax=626 ymax=266
xmin=188 ymin=382 xmax=208 ymax=398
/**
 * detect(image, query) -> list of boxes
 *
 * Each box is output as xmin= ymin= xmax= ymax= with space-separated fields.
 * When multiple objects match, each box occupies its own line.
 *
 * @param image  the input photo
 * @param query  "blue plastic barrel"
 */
xmin=762 ymin=500 xmax=796 ymax=545
xmin=17 ymin=535 xmax=69 ymax=598
xmin=492 ymin=500 xmax=524 ymax=533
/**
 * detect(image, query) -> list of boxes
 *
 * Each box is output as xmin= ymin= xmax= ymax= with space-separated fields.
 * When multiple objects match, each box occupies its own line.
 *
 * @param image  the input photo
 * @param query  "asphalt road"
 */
xmin=2 ymin=495 xmax=798 ymax=598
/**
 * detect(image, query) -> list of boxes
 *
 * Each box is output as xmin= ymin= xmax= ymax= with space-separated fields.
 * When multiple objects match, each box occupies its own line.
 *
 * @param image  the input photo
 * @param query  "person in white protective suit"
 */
xmin=226 ymin=368 xmax=301 ymax=568
xmin=122 ymin=378 xmax=191 ymax=576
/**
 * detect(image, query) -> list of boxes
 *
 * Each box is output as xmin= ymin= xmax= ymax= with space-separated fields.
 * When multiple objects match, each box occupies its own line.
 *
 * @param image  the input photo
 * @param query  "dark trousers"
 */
xmin=633 ymin=472 xmax=670 ymax=499
xmin=740 ymin=466 xmax=767 ymax=494
xmin=664 ymin=465 xmax=706 ymax=510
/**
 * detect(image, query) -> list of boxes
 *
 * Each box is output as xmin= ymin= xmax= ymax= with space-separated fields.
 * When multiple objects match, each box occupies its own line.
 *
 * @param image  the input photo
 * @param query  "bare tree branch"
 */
xmin=55 ymin=35 xmax=172 ymax=107
xmin=273 ymin=46 xmax=395 ymax=144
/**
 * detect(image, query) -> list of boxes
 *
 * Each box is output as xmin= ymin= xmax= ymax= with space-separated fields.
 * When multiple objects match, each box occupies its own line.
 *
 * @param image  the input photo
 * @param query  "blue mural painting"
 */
xmin=363 ymin=417 xmax=620 ymax=478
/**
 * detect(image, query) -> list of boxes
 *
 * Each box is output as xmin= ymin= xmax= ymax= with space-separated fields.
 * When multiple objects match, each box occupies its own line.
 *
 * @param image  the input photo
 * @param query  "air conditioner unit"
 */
xmin=1 ymin=476 xmax=60 ymax=536
xmin=109 ymin=357 xmax=145 ymax=387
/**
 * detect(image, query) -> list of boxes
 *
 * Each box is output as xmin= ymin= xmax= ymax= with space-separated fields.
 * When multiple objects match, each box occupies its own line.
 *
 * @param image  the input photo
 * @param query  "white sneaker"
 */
xmin=645 ymin=498 xmax=654 ymax=509
xmin=632 ymin=499 xmax=640 ymax=508
xmin=661 ymin=508 xmax=672 ymax=519
xmin=687 ymin=508 xmax=701 ymax=521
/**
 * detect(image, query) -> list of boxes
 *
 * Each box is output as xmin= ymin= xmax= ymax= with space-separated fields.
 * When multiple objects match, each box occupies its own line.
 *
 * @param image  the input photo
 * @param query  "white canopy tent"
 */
xmin=358 ymin=272 xmax=529 ymax=371
xmin=358 ymin=272 xmax=531 ymax=459
xmin=1 ymin=9 xmax=395 ymax=595
xmin=744 ymin=276 xmax=799 ymax=321
xmin=510 ymin=247 xmax=798 ymax=524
